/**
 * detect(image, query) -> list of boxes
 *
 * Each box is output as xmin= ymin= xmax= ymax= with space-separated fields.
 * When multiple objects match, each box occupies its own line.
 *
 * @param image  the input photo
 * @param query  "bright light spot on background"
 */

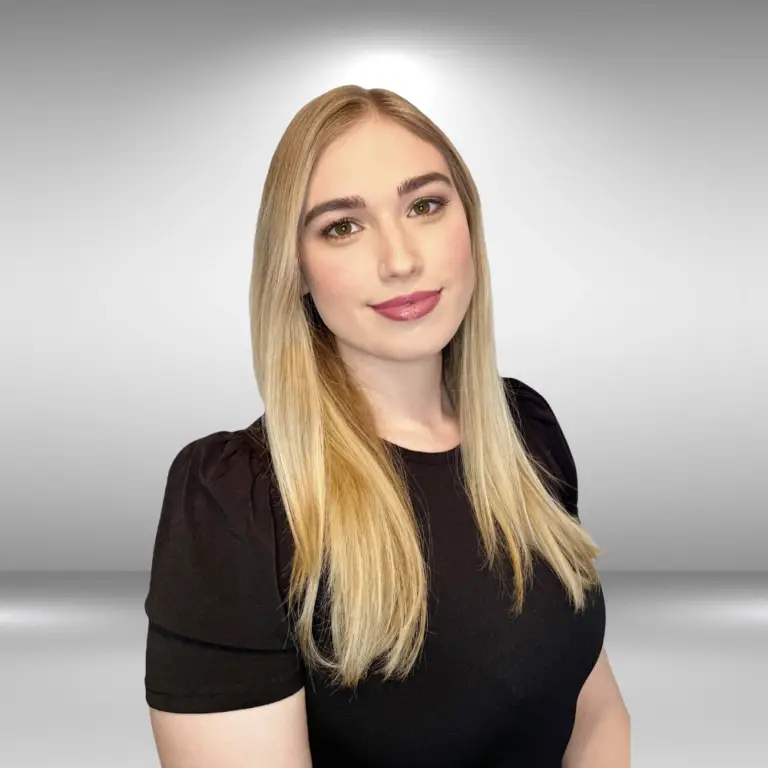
xmin=311 ymin=41 xmax=452 ymax=116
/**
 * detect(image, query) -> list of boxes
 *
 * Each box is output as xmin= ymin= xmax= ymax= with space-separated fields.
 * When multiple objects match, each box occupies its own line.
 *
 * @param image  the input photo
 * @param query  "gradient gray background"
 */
xmin=1 ymin=1 xmax=766 ymax=766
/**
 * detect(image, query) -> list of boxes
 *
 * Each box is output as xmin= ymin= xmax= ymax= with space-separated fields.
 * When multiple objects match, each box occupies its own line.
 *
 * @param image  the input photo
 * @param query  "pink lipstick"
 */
xmin=370 ymin=289 xmax=442 ymax=322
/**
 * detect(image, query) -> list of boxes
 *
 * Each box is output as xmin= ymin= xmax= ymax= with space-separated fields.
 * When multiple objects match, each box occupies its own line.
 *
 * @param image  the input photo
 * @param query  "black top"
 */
xmin=144 ymin=377 xmax=605 ymax=767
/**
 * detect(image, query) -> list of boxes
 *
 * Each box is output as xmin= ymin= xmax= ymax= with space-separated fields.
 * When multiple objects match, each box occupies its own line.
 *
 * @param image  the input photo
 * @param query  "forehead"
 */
xmin=305 ymin=118 xmax=448 ymax=203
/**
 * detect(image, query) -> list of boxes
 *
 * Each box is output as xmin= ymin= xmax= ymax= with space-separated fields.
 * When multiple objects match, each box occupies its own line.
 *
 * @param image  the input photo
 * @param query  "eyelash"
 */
xmin=319 ymin=196 xmax=450 ymax=241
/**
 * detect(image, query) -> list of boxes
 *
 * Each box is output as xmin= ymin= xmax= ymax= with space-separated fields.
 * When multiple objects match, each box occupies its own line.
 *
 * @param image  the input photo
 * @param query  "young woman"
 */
xmin=144 ymin=85 xmax=629 ymax=767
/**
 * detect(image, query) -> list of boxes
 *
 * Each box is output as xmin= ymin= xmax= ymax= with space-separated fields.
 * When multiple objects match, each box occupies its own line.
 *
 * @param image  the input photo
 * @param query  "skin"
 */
xmin=298 ymin=116 xmax=475 ymax=450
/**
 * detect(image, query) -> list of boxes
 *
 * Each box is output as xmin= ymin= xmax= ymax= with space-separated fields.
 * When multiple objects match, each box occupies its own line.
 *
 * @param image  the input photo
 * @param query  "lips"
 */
xmin=370 ymin=289 xmax=441 ymax=310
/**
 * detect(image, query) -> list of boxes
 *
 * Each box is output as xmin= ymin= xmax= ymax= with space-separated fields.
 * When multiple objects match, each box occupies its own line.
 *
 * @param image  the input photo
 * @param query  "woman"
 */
xmin=144 ymin=85 xmax=629 ymax=767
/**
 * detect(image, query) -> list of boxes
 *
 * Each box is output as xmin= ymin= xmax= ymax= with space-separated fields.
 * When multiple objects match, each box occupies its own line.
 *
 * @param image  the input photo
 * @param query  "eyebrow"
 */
xmin=302 ymin=171 xmax=454 ymax=229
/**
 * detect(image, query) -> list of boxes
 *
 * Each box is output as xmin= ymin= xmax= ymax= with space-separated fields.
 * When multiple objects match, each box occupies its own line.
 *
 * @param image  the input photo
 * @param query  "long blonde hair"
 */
xmin=249 ymin=85 xmax=603 ymax=690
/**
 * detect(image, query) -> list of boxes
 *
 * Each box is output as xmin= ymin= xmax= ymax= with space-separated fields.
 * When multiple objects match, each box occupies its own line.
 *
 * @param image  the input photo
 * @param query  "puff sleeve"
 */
xmin=503 ymin=377 xmax=581 ymax=521
xmin=144 ymin=429 xmax=305 ymax=713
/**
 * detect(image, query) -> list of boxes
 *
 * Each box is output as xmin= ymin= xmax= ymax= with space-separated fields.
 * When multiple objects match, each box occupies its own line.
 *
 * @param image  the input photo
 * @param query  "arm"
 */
xmin=149 ymin=686 xmax=313 ymax=768
xmin=562 ymin=647 xmax=631 ymax=768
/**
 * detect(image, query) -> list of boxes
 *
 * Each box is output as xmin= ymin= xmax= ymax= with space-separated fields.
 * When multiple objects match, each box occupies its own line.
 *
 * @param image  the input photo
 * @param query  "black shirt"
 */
xmin=144 ymin=376 xmax=606 ymax=767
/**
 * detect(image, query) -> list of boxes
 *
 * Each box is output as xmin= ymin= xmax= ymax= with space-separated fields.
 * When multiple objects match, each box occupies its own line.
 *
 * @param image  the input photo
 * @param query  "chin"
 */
xmin=370 ymin=333 xmax=456 ymax=363
xmin=333 ymin=310 xmax=466 ymax=363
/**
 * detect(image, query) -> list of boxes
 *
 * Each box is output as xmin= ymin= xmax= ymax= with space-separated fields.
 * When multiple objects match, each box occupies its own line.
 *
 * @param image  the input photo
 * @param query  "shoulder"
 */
xmin=502 ymin=376 xmax=563 ymax=430
xmin=501 ymin=376 xmax=572 ymax=443
xmin=168 ymin=415 xmax=272 ymax=487
xmin=146 ymin=415 xmax=291 ymax=649
xmin=163 ymin=416 xmax=277 ymax=523
xmin=501 ymin=376 xmax=580 ymax=519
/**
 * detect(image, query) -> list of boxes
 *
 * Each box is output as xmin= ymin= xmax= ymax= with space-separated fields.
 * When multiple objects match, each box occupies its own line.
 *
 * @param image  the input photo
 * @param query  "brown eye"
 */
xmin=332 ymin=222 xmax=352 ymax=237
xmin=412 ymin=199 xmax=436 ymax=216
xmin=320 ymin=197 xmax=448 ymax=241
xmin=321 ymin=219 xmax=360 ymax=240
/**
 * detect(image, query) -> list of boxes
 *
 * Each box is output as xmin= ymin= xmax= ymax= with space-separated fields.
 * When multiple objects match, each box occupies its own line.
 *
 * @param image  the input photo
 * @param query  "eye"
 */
xmin=319 ymin=196 xmax=449 ymax=241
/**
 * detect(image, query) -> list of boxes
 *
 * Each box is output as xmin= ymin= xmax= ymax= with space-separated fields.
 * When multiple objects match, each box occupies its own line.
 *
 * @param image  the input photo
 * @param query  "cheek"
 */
xmin=440 ymin=219 xmax=474 ymax=277
xmin=306 ymin=258 xmax=363 ymax=304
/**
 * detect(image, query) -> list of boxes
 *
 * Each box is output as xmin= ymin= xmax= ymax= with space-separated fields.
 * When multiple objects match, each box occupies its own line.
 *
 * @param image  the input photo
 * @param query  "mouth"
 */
xmin=370 ymin=289 xmax=442 ymax=310
xmin=370 ymin=289 xmax=443 ymax=322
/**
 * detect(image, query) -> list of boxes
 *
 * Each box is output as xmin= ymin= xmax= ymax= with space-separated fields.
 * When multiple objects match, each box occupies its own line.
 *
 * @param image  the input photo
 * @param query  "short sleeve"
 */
xmin=144 ymin=429 xmax=305 ymax=713
xmin=503 ymin=377 xmax=581 ymax=521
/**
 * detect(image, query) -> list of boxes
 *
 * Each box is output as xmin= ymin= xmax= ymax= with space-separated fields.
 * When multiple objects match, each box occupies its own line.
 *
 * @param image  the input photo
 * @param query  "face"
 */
xmin=298 ymin=117 xmax=475 ymax=366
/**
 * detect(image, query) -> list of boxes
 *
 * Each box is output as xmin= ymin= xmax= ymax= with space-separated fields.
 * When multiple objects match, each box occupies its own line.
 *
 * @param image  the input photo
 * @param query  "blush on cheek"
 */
xmin=312 ymin=270 xmax=362 ymax=307
xmin=441 ymin=222 xmax=473 ymax=273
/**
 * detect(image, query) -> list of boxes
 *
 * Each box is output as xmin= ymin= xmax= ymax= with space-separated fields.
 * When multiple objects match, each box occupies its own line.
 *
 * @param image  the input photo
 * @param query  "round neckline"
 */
xmin=247 ymin=417 xmax=461 ymax=465
xmin=383 ymin=438 xmax=461 ymax=465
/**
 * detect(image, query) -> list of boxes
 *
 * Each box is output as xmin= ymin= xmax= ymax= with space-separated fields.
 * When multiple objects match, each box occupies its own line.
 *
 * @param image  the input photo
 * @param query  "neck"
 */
xmin=338 ymin=345 xmax=456 ymax=440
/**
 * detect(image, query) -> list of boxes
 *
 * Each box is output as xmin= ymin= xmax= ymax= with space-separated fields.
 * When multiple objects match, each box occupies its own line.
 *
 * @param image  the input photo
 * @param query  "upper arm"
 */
xmin=149 ymin=687 xmax=312 ymax=768
xmin=144 ymin=429 xmax=310 ymax=766
xmin=575 ymin=646 xmax=629 ymax=718
xmin=563 ymin=647 xmax=630 ymax=767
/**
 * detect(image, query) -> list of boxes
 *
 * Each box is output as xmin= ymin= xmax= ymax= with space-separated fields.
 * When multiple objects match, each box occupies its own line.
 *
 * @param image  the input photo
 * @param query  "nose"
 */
xmin=377 ymin=221 xmax=423 ymax=280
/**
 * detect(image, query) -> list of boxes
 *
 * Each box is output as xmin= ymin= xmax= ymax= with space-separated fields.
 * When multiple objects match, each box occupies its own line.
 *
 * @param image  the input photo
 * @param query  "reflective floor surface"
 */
xmin=0 ymin=571 xmax=766 ymax=767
